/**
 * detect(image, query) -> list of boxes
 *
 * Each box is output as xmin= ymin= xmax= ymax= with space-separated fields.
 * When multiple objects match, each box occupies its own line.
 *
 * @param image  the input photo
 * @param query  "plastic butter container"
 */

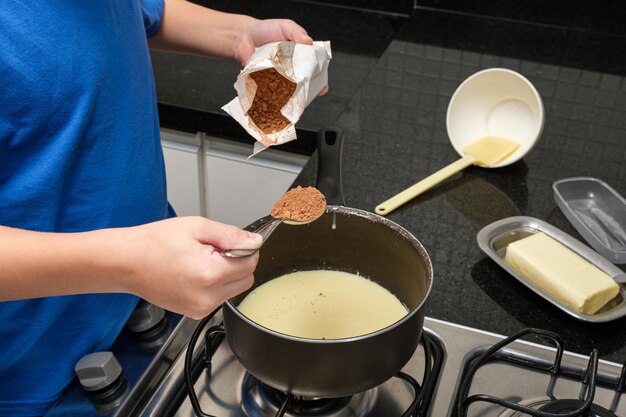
xmin=553 ymin=177 xmax=626 ymax=264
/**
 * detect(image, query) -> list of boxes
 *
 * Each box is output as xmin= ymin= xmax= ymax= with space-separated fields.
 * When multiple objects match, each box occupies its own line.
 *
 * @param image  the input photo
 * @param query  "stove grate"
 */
xmin=453 ymin=328 xmax=614 ymax=417
xmin=183 ymin=310 xmax=444 ymax=417
xmin=537 ymin=399 xmax=616 ymax=417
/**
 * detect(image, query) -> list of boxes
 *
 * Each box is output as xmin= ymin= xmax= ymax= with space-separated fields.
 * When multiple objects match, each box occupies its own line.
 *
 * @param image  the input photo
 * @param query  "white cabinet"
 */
xmin=203 ymin=136 xmax=308 ymax=228
xmin=161 ymin=129 xmax=205 ymax=216
xmin=160 ymin=129 xmax=308 ymax=227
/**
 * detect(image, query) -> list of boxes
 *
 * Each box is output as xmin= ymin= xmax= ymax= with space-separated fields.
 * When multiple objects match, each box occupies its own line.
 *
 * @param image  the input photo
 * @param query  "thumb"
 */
xmin=193 ymin=219 xmax=263 ymax=251
xmin=282 ymin=21 xmax=313 ymax=45
xmin=250 ymin=19 xmax=313 ymax=46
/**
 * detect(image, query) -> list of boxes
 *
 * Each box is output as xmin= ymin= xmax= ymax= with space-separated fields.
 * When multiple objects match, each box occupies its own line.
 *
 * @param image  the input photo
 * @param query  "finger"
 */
xmin=203 ymin=246 xmax=259 ymax=280
xmin=183 ymin=273 xmax=253 ymax=319
xmin=184 ymin=301 xmax=223 ymax=320
xmin=219 ymin=273 xmax=255 ymax=300
xmin=250 ymin=19 xmax=313 ymax=47
xmin=185 ymin=259 xmax=256 ymax=314
xmin=318 ymin=85 xmax=329 ymax=96
xmin=281 ymin=21 xmax=313 ymax=44
xmin=193 ymin=218 xmax=263 ymax=252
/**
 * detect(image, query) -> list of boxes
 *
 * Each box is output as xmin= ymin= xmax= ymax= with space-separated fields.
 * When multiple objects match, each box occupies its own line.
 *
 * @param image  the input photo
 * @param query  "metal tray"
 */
xmin=477 ymin=216 xmax=626 ymax=323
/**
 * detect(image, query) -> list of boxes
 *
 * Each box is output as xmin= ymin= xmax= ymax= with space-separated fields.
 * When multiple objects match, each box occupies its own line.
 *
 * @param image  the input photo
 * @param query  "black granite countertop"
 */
xmin=154 ymin=1 xmax=626 ymax=363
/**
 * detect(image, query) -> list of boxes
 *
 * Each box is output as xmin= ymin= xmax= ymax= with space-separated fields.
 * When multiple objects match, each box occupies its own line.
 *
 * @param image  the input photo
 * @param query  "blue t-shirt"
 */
xmin=0 ymin=1 xmax=168 ymax=415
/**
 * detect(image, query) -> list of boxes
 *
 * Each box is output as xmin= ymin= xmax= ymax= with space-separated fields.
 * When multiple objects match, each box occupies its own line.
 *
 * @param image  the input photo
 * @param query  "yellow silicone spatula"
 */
xmin=375 ymin=136 xmax=520 ymax=216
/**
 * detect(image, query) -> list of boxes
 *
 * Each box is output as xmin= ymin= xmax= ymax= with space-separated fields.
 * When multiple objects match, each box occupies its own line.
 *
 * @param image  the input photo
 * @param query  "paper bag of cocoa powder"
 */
xmin=222 ymin=41 xmax=332 ymax=156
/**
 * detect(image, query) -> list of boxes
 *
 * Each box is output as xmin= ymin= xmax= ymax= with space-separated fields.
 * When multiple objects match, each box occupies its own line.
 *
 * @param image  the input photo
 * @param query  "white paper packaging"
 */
xmin=222 ymin=41 xmax=332 ymax=156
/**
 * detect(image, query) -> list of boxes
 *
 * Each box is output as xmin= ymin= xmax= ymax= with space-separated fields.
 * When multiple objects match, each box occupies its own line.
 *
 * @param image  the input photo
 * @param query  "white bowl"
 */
xmin=446 ymin=68 xmax=544 ymax=168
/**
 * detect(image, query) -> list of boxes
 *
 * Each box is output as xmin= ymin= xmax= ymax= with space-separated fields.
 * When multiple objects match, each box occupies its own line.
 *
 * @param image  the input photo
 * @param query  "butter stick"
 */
xmin=504 ymin=232 xmax=619 ymax=315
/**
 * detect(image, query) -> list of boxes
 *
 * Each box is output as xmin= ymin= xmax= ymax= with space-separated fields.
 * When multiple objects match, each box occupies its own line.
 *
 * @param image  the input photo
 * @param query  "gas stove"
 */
xmin=111 ymin=313 xmax=625 ymax=417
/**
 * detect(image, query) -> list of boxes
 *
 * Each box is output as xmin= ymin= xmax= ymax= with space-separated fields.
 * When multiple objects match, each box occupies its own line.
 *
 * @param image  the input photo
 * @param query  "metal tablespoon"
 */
xmin=220 ymin=214 xmax=323 ymax=258
xmin=221 ymin=186 xmax=327 ymax=258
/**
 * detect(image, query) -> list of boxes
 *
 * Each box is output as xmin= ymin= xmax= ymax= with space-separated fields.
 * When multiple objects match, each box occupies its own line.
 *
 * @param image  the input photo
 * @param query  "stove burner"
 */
xmin=263 ymin=385 xmax=353 ymax=415
xmin=500 ymin=398 xmax=618 ymax=417
xmin=538 ymin=399 xmax=616 ymax=417
xmin=241 ymin=373 xmax=375 ymax=417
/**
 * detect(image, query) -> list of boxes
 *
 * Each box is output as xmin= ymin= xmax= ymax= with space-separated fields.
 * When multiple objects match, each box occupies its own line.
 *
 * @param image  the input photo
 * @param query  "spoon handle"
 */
xmin=375 ymin=155 xmax=475 ymax=216
xmin=220 ymin=218 xmax=283 ymax=258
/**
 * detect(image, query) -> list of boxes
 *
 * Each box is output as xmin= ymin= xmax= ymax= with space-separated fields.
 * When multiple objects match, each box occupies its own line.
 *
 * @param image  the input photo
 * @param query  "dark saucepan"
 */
xmin=223 ymin=204 xmax=433 ymax=397
xmin=222 ymin=127 xmax=433 ymax=398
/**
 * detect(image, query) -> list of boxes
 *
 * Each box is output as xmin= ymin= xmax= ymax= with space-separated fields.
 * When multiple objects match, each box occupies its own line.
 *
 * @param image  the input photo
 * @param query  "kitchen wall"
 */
xmin=285 ymin=0 xmax=413 ymax=15
xmin=279 ymin=0 xmax=624 ymax=37
xmin=413 ymin=1 xmax=624 ymax=36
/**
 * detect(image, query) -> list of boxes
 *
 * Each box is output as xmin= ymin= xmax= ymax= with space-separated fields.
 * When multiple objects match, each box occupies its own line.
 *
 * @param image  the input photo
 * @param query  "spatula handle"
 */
xmin=375 ymin=155 xmax=475 ymax=216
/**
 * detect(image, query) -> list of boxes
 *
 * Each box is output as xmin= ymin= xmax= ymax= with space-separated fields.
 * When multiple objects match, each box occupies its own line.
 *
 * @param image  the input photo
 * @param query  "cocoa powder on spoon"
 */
xmin=221 ymin=186 xmax=326 ymax=258
xmin=271 ymin=186 xmax=327 ymax=222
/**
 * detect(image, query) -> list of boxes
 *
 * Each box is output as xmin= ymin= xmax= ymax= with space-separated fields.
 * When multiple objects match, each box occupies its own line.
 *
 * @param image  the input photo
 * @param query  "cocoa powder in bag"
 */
xmin=222 ymin=41 xmax=332 ymax=154
xmin=247 ymin=68 xmax=296 ymax=134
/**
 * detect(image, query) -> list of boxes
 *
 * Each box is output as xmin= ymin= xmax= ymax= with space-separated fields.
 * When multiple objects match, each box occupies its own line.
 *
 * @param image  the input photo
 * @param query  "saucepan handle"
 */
xmin=316 ymin=126 xmax=346 ymax=206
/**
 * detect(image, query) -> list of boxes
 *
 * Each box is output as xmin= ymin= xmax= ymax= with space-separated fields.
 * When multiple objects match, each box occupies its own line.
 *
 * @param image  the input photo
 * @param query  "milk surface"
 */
xmin=238 ymin=270 xmax=408 ymax=339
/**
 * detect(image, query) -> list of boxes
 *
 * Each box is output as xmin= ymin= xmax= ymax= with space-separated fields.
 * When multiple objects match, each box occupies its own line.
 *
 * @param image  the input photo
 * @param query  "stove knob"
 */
xmin=126 ymin=300 xmax=171 ymax=353
xmin=75 ymin=351 xmax=129 ymax=415
xmin=126 ymin=300 xmax=165 ymax=333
